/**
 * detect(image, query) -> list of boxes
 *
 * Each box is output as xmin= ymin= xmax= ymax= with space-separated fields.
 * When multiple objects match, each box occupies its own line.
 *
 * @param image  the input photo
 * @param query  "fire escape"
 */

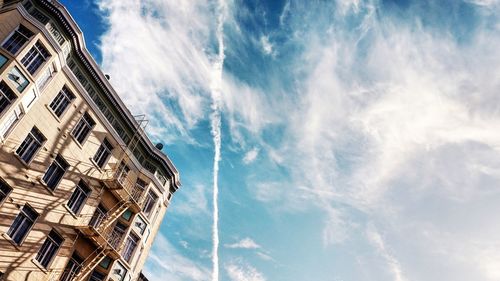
xmin=71 ymin=166 xmax=145 ymax=281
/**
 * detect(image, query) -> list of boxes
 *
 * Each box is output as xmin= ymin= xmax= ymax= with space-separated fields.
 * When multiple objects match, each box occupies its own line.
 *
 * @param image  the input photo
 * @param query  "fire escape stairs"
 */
xmin=72 ymin=247 xmax=107 ymax=281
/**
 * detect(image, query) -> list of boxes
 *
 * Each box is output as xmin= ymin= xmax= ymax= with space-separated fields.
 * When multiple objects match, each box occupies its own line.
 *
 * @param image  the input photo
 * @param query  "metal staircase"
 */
xmin=71 ymin=247 xmax=107 ymax=281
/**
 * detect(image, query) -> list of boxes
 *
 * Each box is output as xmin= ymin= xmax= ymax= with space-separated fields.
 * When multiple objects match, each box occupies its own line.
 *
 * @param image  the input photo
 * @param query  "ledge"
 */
xmin=31 ymin=258 xmax=48 ymax=273
xmin=1 ymin=233 xmax=21 ymax=251
xmin=62 ymin=204 xmax=78 ymax=219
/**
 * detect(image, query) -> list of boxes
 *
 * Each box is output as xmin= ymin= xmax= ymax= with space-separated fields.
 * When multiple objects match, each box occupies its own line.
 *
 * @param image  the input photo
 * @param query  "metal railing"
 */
xmin=100 ymin=168 xmax=146 ymax=208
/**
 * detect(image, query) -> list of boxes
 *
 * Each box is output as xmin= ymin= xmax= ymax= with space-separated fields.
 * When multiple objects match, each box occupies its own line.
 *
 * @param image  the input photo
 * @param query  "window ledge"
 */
xmin=12 ymin=153 xmax=31 ymax=168
xmin=62 ymin=204 xmax=79 ymax=219
xmin=90 ymin=157 xmax=104 ymax=173
xmin=31 ymin=258 xmax=48 ymax=274
xmin=37 ymin=178 xmax=56 ymax=196
xmin=70 ymin=134 xmax=84 ymax=149
xmin=1 ymin=233 xmax=21 ymax=251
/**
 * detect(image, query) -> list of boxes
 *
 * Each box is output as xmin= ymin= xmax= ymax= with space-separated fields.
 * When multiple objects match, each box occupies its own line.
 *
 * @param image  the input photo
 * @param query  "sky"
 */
xmin=60 ymin=0 xmax=500 ymax=281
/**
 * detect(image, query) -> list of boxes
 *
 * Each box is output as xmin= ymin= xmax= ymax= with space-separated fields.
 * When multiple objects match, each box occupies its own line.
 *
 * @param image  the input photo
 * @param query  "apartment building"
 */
xmin=0 ymin=0 xmax=180 ymax=280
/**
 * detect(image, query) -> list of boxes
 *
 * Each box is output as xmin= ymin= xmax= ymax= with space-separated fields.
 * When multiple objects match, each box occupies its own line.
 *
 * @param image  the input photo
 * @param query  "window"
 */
xmin=2 ymin=25 xmax=33 ymax=55
xmin=66 ymin=180 xmax=91 ymax=215
xmin=122 ymin=233 xmax=139 ymax=263
xmin=21 ymin=41 xmax=50 ymax=75
xmin=89 ymin=204 xmax=107 ymax=229
xmin=142 ymin=190 xmax=158 ymax=218
xmin=16 ymin=127 xmax=45 ymax=164
xmin=98 ymin=256 xmax=111 ymax=270
xmin=0 ymin=53 xmax=7 ymax=68
xmin=42 ymin=154 xmax=69 ymax=190
xmin=36 ymin=63 xmax=55 ymax=90
xmin=0 ymin=104 xmax=23 ymax=139
xmin=71 ymin=112 xmax=95 ymax=145
xmin=49 ymin=86 xmax=75 ymax=118
xmin=134 ymin=216 xmax=146 ymax=235
xmin=59 ymin=252 xmax=82 ymax=281
xmin=0 ymin=179 xmax=12 ymax=205
xmin=131 ymin=179 xmax=146 ymax=203
xmin=112 ymin=261 xmax=127 ymax=281
xmin=35 ymin=229 xmax=63 ymax=268
xmin=0 ymin=81 xmax=16 ymax=116
xmin=7 ymin=204 xmax=38 ymax=245
xmin=8 ymin=66 xmax=29 ymax=92
xmin=116 ymin=161 xmax=130 ymax=185
xmin=89 ymin=270 xmax=105 ymax=281
xmin=93 ymin=138 xmax=113 ymax=168
xmin=21 ymin=87 xmax=37 ymax=110
xmin=109 ymin=222 xmax=126 ymax=250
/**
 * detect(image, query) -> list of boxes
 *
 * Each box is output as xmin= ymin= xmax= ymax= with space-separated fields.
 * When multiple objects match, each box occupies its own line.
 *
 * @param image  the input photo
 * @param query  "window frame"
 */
xmin=20 ymin=40 xmax=51 ymax=75
xmin=1 ymin=24 xmax=34 ymax=56
xmin=122 ymin=232 xmax=140 ymax=263
xmin=142 ymin=189 xmax=158 ymax=219
xmin=0 ymin=80 xmax=17 ymax=117
xmin=7 ymin=203 xmax=39 ymax=246
xmin=71 ymin=112 xmax=95 ymax=146
xmin=48 ymin=85 xmax=75 ymax=119
xmin=42 ymin=154 xmax=69 ymax=191
xmin=59 ymin=252 xmax=83 ymax=281
xmin=0 ymin=178 xmax=13 ymax=206
xmin=66 ymin=180 xmax=91 ymax=215
xmin=15 ymin=126 xmax=46 ymax=165
xmin=92 ymin=138 xmax=113 ymax=169
xmin=35 ymin=229 xmax=64 ymax=269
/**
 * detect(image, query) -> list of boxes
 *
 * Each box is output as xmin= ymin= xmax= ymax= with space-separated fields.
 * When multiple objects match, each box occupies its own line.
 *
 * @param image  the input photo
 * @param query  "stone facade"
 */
xmin=0 ymin=1 xmax=180 ymax=280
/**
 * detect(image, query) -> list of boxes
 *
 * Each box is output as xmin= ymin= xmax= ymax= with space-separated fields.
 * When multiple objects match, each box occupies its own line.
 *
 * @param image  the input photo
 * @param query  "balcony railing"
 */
xmin=76 ymin=213 xmax=125 ymax=258
xmin=100 ymin=168 xmax=145 ymax=212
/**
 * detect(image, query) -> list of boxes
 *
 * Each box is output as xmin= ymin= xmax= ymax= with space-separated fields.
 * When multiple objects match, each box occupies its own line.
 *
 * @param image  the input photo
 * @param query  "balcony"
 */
xmin=100 ymin=168 xmax=145 ymax=213
xmin=75 ymin=207 xmax=127 ymax=260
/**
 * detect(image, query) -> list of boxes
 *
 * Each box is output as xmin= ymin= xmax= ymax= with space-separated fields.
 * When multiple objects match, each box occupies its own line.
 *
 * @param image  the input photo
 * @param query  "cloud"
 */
xmin=144 ymin=234 xmax=210 ymax=281
xmin=225 ymin=262 xmax=266 ymax=281
xmin=96 ymin=0 xmax=215 ymax=141
xmin=366 ymin=225 xmax=408 ymax=281
xmin=172 ymin=184 xmax=209 ymax=216
xmin=234 ymin=0 xmax=500 ymax=279
xmin=96 ymin=0 xmax=500 ymax=280
xmin=259 ymin=36 xmax=273 ymax=55
xmin=225 ymin=237 xmax=261 ymax=249
xmin=242 ymin=147 xmax=259 ymax=164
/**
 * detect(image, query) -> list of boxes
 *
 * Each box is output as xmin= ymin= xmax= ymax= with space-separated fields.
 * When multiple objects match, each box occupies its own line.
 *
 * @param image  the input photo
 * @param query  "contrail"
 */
xmin=211 ymin=0 xmax=226 ymax=281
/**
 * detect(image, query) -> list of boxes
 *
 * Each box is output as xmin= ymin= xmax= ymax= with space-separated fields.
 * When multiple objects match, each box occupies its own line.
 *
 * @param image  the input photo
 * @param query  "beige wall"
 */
xmin=0 ymin=4 xmax=170 ymax=281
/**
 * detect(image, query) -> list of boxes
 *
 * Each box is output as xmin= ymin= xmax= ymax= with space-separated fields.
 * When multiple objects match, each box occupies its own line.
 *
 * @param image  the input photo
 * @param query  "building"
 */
xmin=0 ymin=0 xmax=181 ymax=280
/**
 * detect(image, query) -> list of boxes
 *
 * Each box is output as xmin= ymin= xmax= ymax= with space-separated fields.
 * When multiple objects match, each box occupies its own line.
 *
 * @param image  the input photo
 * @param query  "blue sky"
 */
xmin=60 ymin=0 xmax=500 ymax=280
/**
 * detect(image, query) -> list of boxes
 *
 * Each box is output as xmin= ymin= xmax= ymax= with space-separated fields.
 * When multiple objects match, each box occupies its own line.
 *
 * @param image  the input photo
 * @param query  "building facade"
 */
xmin=0 ymin=0 xmax=180 ymax=280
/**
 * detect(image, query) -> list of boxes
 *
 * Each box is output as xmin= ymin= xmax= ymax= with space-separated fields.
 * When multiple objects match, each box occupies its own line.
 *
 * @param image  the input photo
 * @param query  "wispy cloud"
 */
xmin=225 ymin=237 xmax=261 ymax=249
xmin=173 ymin=184 xmax=209 ymax=216
xmin=225 ymin=261 xmax=266 ymax=281
xmin=242 ymin=147 xmax=259 ymax=164
xmin=259 ymin=36 xmax=273 ymax=55
xmin=97 ymin=0 xmax=215 ymax=141
xmin=144 ymin=234 xmax=210 ymax=281
xmin=366 ymin=224 xmax=408 ymax=281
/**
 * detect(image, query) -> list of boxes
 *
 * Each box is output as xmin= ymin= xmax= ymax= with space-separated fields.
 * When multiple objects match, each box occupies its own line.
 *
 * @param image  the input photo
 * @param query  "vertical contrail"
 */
xmin=211 ymin=0 xmax=226 ymax=281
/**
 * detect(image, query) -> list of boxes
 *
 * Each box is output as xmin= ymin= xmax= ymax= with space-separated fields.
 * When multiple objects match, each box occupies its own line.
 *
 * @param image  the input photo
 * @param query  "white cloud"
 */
xmin=238 ymin=1 xmax=500 ymax=279
xmin=172 ymin=184 xmax=209 ymax=216
xmin=260 ymin=35 xmax=273 ymax=55
xmin=144 ymin=234 xmax=210 ymax=281
xmin=242 ymin=147 xmax=259 ymax=164
xmin=225 ymin=262 xmax=266 ymax=281
xmin=366 ymin=225 xmax=408 ymax=281
xmin=97 ymin=0 xmax=215 ymax=141
xmin=225 ymin=237 xmax=261 ymax=249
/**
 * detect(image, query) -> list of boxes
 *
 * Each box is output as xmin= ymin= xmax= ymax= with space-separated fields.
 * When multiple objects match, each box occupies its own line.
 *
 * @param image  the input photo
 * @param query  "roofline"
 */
xmin=35 ymin=0 xmax=181 ymax=188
